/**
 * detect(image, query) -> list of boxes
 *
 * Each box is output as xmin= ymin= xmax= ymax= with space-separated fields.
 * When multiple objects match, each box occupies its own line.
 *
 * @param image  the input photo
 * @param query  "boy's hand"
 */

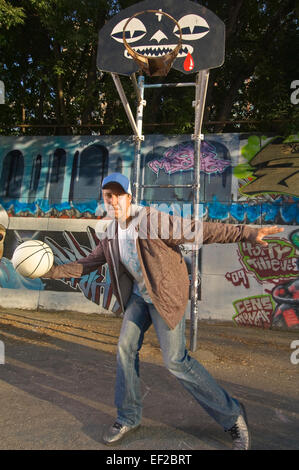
xmin=255 ymin=226 xmax=284 ymax=247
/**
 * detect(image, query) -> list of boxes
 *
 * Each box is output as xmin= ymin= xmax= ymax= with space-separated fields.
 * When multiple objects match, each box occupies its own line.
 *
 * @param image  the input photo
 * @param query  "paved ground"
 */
xmin=0 ymin=308 xmax=298 ymax=452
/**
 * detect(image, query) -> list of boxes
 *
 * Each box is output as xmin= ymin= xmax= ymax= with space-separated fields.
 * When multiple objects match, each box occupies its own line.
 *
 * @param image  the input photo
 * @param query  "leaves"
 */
xmin=0 ymin=0 xmax=25 ymax=29
xmin=0 ymin=0 xmax=297 ymax=136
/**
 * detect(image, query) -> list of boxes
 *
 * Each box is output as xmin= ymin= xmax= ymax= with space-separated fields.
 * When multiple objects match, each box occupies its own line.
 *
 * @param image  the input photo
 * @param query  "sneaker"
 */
xmin=226 ymin=402 xmax=251 ymax=450
xmin=102 ymin=421 xmax=140 ymax=445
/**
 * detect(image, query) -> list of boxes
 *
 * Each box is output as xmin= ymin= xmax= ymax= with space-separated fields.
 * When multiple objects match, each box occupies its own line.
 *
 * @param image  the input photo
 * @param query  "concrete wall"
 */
xmin=0 ymin=133 xmax=298 ymax=329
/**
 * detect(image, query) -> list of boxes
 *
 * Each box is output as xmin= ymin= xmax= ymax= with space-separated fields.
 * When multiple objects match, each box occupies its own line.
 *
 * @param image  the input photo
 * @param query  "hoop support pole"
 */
xmin=111 ymin=67 xmax=210 ymax=353
xmin=111 ymin=72 xmax=142 ymax=140
xmin=190 ymin=69 xmax=210 ymax=353
xmin=130 ymin=74 xmax=143 ymax=103
xmin=132 ymin=75 xmax=146 ymax=204
xmin=192 ymin=70 xmax=209 ymax=140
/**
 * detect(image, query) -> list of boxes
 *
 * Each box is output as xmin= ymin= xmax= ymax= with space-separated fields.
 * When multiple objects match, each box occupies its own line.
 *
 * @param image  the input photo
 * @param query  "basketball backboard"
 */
xmin=97 ymin=0 xmax=225 ymax=76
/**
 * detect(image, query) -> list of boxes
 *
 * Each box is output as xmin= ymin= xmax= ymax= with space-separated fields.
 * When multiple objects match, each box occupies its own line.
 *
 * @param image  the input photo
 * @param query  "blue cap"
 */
xmin=102 ymin=173 xmax=132 ymax=195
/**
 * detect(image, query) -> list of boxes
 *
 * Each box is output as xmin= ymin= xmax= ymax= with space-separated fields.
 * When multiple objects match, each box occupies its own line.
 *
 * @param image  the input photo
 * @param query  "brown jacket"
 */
xmin=46 ymin=205 xmax=259 ymax=329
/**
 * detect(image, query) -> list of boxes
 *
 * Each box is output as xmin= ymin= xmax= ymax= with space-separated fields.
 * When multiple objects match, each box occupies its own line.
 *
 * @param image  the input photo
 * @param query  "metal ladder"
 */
xmin=111 ymin=70 xmax=210 ymax=351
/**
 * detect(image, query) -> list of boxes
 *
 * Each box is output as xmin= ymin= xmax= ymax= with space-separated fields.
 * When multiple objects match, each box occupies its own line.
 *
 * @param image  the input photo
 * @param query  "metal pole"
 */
xmin=110 ymin=73 xmax=141 ymax=139
xmin=110 ymin=68 xmax=210 ymax=352
xmin=190 ymin=69 xmax=210 ymax=352
xmin=132 ymin=75 xmax=145 ymax=204
xmin=130 ymin=74 xmax=142 ymax=102
xmin=193 ymin=70 xmax=210 ymax=140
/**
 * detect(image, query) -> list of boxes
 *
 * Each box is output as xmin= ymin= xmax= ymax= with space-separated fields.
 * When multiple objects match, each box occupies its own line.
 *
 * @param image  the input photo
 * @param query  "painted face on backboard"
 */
xmin=97 ymin=0 xmax=225 ymax=76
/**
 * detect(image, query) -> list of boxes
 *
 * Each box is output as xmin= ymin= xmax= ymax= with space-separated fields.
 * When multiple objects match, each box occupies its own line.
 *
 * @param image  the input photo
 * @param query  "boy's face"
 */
xmin=0 ymin=225 xmax=6 ymax=259
xmin=102 ymin=183 xmax=132 ymax=221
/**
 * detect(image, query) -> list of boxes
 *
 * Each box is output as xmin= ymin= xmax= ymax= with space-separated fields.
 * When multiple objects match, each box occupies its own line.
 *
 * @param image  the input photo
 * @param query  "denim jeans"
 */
xmin=115 ymin=294 xmax=241 ymax=430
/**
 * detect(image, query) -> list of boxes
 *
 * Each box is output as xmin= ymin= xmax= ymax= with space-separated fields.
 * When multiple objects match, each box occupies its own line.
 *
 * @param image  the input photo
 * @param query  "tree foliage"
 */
xmin=0 ymin=0 xmax=298 ymax=136
xmin=0 ymin=0 xmax=25 ymax=29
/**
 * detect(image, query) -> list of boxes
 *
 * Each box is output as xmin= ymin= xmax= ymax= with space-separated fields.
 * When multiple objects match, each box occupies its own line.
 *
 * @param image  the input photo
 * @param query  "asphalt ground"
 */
xmin=0 ymin=308 xmax=298 ymax=458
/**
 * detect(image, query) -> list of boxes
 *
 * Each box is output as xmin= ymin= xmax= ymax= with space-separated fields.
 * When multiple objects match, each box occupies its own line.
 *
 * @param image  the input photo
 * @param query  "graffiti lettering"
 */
xmin=225 ymin=269 xmax=249 ymax=288
xmin=148 ymin=143 xmax=194 ymax=174
xmin=244 ymin=157 xmax=299 ymax=197
xmin=233 ymin=295 xmax=274 ymax=328
xmin=241 ymin=242 xmax=291 ymax=260
xmin=241 ymin=142 xmax=299 ymax=198
xmin=239 ymin=239 xmax=298 ymax=282
xmin=148 ymin=142 xmax=231 ymax=175
xmin=246 ymin=257 xmax=296 ymax=273
xmin=45 ymin=229 xmax=120 ymax=313
xmin=201 ymin=153 xmax=231 ymax=174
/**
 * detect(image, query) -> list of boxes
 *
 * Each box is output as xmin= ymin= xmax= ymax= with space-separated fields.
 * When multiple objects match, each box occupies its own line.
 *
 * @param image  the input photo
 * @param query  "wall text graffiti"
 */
xmin=240 ymin=140 xmax=299 ymax=198
xmin=239 ymin=239 xmax=298 ymax=282
xmin=225 ymin=268 xmax=249 ymax=288
xmin=233 ymin=294 xmax=275 ymax=328
xmin=147 ymin=141 xmax=231 ymax=175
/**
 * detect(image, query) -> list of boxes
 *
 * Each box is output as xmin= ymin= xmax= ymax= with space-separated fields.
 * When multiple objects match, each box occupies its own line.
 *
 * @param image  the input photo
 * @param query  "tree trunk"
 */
xmin=226 ymin=0 xmax=244 ymax=39
xmin=56 ymin=73 xmax=71 ymax=135
xmin=81 ymin=46 xmax=97 ymax=133
xmin=213 ymin=73 xmax=248 ymax=133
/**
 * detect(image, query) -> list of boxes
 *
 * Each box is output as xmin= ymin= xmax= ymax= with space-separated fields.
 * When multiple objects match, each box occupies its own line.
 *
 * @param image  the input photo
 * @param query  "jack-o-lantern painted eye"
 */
xmin=111 ymin=18 xmax=147 ymax=44
xmin=174 ymin=14 xmax=210 ymax=40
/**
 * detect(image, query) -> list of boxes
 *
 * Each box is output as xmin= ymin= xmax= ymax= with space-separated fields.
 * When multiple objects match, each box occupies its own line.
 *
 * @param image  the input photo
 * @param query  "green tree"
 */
xmin=0 ymin=0 xmax=298 ymax=136
xmin=140 ymin=0 xmax=299 ymax=135
xmin=207 ymin=0 xmax=299 ymax=134
xmin=0 ymin=0 xmax=25 ymax=28
xmin=0 ymin=0 xmax=113 ymax=135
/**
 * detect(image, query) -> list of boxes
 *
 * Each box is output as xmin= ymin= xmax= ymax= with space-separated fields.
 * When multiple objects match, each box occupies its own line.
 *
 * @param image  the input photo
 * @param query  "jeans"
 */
xmin=115 ymin=294 xmax=241 ymax=430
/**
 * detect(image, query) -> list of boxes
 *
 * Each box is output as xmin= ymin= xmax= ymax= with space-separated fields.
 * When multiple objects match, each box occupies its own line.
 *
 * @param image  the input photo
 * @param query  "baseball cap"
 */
xmin=102 ymin=173 xmax=132 ymax=195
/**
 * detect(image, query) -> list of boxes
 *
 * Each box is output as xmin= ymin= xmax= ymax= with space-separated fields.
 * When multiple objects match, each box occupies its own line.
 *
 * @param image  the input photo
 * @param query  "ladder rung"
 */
xmin=139 ymin=184 xmax=195 ymax=188
xmin=144 ymin=82 xmax=195 ymax=89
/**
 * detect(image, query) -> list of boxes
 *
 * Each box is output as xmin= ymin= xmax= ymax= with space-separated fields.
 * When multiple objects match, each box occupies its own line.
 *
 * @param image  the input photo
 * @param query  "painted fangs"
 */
xmin=124 ymin=44 xmax=193 ymax=59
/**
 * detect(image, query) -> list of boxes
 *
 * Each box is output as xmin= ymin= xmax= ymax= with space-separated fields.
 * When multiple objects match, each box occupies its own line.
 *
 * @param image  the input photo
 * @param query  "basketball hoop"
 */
xmin=123 ymin=10 xmax=182 ymax=77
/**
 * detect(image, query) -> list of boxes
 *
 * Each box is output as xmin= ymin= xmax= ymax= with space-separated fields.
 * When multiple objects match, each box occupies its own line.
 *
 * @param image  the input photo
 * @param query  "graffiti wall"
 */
xmin=0 ymin=133 xmax=298 ymax=328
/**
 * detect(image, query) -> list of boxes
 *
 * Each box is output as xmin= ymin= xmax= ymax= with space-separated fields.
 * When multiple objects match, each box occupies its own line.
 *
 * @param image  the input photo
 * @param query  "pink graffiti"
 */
xmin=148 ymin=142 xmax=231 ymax=175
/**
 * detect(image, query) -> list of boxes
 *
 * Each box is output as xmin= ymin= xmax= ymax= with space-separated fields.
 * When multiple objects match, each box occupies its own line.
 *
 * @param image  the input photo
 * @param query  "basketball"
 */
xmin=11 ymin=240 xmax=54 ymax=279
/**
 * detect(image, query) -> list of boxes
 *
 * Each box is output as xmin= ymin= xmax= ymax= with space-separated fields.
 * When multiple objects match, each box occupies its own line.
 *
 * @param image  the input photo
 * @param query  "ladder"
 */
xmin=111 ymin=69 xmax=209 ymax=351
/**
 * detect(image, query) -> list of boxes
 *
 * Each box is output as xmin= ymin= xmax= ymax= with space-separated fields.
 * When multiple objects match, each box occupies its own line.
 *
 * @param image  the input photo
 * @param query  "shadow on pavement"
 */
xmin=0 ymin=321 xmax=298 ymax=450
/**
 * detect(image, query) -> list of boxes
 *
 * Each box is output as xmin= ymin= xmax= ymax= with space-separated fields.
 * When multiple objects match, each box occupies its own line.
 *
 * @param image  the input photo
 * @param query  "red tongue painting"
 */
xmin=183 ymin=52 xmax=195 ymax=71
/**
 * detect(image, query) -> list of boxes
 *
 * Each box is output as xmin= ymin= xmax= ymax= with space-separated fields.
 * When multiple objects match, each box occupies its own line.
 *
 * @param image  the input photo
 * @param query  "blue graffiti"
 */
xmin=72 ymin=201 xmax=98 ymax=214
xmin=230 ymin=203 xmax=246 ymax=222
xmin=0 ymin=257 xmax=44 ymax=290
xmin=204 ymin=196 xmax=299 ymax=224
xmin=261 ymin=202 xmax=281 ymax=222
xmin=0 ymin=135 xmax=298 ymax=224
xmin=2 ymin=195 xmax=299 ymax=225
xmin=0 ymin=198 xmax=98 ymax=216
xmin=207 ymin=198 xmax=229 ymax=220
